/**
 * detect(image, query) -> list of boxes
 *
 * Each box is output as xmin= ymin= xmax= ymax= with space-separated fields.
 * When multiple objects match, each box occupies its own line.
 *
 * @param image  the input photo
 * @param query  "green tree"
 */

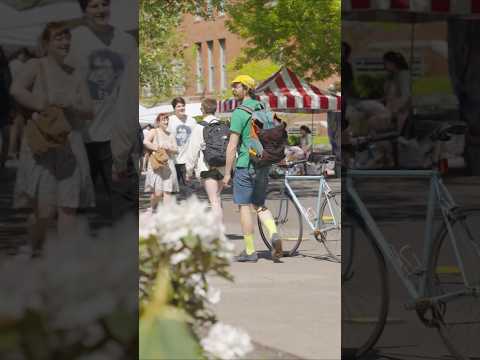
xmin=140 ymin=0 xmax=223 ymax=102
xmin=225 ymin=0 xmax=340 ymax=82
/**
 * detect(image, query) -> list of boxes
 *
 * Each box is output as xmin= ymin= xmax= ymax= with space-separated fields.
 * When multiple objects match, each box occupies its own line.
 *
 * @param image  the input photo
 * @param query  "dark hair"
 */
xmin=88 ymin=48 xmax=124 ymax=73
xmin=201 ymin=98 xmax=217 ymax=115
xmin=10 ymin=48 xmax=31 ymax=62
xmin=383 ymin=51 xmax=409 ymax=71
xmin=342 ymin=42 xmax=351 ymax=58
xmin=40 ymin=22 xmax=71 ymax=55
xmin=78 ymin=0 xmax=110 ymax=12
xmin=171 ymin=97 xmax=186 ymax=109
xmin=300 ymin=125 xmax=312 ymax=134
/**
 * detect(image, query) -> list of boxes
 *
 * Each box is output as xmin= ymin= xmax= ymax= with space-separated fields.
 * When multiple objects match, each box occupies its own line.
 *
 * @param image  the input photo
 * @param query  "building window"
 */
xmin=207 ymin=40 xmax=214 ymax=92
xmin=218 ymin=0 xmax=226 ymax=16
xmin=195 ymin=43 xmax=203 ymax=93
xmin=219 ymin=39 xmax=226 ymax=91
xmin=206 ymin=0 xmax=213 ymax=17
xmin=194 ymin=3 xmax=202 ymax=22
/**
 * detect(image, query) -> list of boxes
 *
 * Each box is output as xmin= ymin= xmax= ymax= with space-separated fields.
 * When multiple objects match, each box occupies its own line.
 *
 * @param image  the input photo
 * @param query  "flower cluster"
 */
xmin=201 ymin=322 xmax=253 ymax=360
xmin=139 ymin=196 xmax=234 ymax=324
xmin=0 ymin=217 xmax=138 ymax=359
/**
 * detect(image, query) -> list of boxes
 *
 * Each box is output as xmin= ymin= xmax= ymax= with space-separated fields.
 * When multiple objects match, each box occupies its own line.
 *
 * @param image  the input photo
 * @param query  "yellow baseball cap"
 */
xmin=231 ymin=75 xmax=256 ymax=89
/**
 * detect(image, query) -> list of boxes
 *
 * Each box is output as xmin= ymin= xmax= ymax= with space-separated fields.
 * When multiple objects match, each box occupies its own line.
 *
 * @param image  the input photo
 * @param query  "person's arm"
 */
xmin=222 ymin=132 xmax=239 ymax=186
xmin=143 ymin=129 xmax=158 ymax=152
xmin=71 ymin=71 xmax=94 ymax=119
xmin=185 ymin=126 xmax=201 ymax=178
xmin=10 ymin=59 xmax=45 ymax=112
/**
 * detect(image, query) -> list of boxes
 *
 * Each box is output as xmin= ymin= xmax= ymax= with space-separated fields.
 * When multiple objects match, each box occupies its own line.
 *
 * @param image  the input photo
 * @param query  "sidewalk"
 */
xmin=139 ymin=176 xmax=342 ymax=359
xmin=210 ymin=180 xmax=341 ymax=360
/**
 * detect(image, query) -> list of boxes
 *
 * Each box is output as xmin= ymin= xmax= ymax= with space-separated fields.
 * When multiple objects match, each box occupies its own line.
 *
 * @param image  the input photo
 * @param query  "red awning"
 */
xmin=343 ymin=0 xmax=480 ymax=22
xmin=217 ymin=67 xmax=341 ymax=113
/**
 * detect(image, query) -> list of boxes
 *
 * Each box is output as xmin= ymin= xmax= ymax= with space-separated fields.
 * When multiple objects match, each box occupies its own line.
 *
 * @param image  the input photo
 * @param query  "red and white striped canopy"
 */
xmin=343 ymin=0 xmax=480 ymax=22
xmin=217 ymin=67 xmax=341 ymax=113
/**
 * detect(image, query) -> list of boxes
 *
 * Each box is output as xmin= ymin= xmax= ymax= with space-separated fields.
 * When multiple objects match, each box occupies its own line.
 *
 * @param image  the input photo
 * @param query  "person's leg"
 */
xmin=58 ymin=207 xmax=77 ymax=240
xmin=85 ymin=142 xmax=100 ymax=186
xmin=30 ymin=201 xmax=54 ymax=256
xmin=253 ymin=166 xmax=282 ymax=261
xmin=97 ymin=141 xmax=113 ymax=198
xmin=150 ymin=192 xmax=162 ymax=211
xmin=0 ymin=125 xmax=10 ymax=166
xmin=203 ymin=178 xmax=223 ymax=223
xmin=239 ymin=204 xmax=255 ymax=255
xmin=233 ymin=168 xmax=257 ymax=261
xmin=163 ymin=191 xmax=174 ymax=205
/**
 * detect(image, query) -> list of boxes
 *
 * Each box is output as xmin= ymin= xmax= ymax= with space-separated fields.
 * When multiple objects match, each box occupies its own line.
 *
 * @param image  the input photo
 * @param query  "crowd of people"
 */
xmin=141 ymin=75 xmax=297 ymax=262
xmin=342 ymin=41 xmax=412 ymax=168
xmin=0 ymin=0 xmax=137 ymax=257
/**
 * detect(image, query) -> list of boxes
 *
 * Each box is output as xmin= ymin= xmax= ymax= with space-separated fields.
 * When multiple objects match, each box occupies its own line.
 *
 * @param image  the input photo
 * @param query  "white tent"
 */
xmin=0 ymin=0 xmax=137 ymax=47
xmin=139 ymin=103 xmax=203 ymax=127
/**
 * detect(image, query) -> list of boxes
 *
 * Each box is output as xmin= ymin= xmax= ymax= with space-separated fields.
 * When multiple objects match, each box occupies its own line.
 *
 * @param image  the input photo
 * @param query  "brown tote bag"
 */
xmin=25 ymin=60 xmax=72 ymax=156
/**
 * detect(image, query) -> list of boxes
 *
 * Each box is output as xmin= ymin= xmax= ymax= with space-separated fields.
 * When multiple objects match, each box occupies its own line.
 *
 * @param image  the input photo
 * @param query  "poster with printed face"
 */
xmin=175 ymin=124 xmax=192 ymax=147
xmin=87 ymin=48 xmax=125 ymax=102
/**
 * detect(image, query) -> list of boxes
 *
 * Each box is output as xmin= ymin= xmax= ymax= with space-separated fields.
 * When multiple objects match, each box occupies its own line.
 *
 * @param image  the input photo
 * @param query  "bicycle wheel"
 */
xmin=342 ymin=210 xmax=389 ymax=359
xmin=426 ymin=209 xmax=480 ymax=359
xmin=258 ymin=187 xmax=303 ymax=256
xmin=315 ymin=190 xmax=341 ymax=262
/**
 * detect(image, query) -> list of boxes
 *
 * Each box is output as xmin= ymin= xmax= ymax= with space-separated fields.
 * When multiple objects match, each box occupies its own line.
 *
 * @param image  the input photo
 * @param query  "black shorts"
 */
xmin=200 ymin=168 xmax=223 ymax=181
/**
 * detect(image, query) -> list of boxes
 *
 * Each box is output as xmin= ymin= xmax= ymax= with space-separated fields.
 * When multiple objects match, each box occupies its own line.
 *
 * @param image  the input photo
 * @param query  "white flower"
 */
xmin=170 ymin=249 xmax=191 ymax=265
xmin=201 ymin=323 xmax=253 ymax=360
xmin=205 ymin=287 xmax=221 ymax=305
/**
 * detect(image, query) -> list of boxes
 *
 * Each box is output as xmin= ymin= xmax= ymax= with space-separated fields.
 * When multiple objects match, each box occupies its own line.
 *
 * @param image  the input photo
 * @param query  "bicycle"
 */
xmin=342 ymin=125 xmax=480 ymax=359
xmin=258 ymin=159 xmax=341 ymax=260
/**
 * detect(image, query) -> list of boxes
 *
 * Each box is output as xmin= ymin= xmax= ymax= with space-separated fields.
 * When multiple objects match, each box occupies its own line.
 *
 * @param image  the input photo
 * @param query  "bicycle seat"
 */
xmin=277 ymin=159 xmax=308 ymax=168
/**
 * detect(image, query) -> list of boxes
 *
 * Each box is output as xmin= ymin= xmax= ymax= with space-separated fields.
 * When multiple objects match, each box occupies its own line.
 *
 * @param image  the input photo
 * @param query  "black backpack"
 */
xmin=200 ymin=119 xmax=230 ymax=167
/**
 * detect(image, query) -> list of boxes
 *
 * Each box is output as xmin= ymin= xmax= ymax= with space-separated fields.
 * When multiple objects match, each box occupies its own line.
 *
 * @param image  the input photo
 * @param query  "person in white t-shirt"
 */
xmin=8 ymin=48 xmax=31 ymax=160
xmin=167 ymin=97 xmax=197 ymax=191
xmin=66 ymin=0 xmax=138 ymax=202
xmin=185 ymin=98 xmax=225 ymax=223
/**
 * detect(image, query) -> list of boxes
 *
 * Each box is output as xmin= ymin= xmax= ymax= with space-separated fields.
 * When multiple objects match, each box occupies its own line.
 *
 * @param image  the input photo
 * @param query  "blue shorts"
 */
xmin=233 ymin=166 xmax=270 ymax=206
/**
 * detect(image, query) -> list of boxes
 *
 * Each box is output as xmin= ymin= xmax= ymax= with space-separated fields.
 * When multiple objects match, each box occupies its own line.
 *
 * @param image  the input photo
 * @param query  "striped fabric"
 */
xmin=217 ymin=67 xmax=341 ymax=113
xmin=343 ymin=0 xmax=480 ymax=16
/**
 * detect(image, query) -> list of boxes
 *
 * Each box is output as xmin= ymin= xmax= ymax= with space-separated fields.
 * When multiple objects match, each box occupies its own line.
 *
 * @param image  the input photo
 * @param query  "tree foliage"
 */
xmin=139 ymin=0 xmax=223 ymax=102
xmin=225 ymin=0 xmax=341 ymax=82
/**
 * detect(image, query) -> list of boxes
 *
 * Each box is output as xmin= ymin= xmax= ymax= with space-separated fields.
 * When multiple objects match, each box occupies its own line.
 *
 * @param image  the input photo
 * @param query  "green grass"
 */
xmin=313 ymin=136 xmax=329 ymax=145
xmin=412 ymin=76 xmax=453 ymax=96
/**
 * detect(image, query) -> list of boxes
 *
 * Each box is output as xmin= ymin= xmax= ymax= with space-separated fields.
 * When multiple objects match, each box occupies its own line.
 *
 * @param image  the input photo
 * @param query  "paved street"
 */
xmin=344 ymin=176 xmax=480 ymax=360
xmin=140 ymin=175 xmax=342 ymax=360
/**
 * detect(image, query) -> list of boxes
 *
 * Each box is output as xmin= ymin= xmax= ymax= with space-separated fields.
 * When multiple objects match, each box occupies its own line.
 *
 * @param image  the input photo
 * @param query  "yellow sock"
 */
xmin=263 ymin=218 xmax=278 ymax=238
xmin=244 ymin=234 xmax=255 ymax=255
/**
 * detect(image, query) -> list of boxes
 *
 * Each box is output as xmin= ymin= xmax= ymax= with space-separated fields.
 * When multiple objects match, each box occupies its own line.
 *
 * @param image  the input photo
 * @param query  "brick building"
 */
xmin=179 ymin=8 xmax=339 ymax=101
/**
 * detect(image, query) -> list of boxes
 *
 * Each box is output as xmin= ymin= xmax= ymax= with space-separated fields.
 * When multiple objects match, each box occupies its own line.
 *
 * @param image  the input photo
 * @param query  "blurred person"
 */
xmin=222 ymin=75 xmax=283 ymax=263
xmin=185 ymin=98 xmax=227 ymax=223
xmin=143 ymin=113 xmax=178 ymax=210
xmin=299 ymin=125 xmax=313 ymax=159
xmin=10 ymin=22 xmax=95 ymax=256
xmin=8 ymin=48 xmax=32 ymax=160
xmin=66 ymin=0 xmax=138 ymax=201
xmin=141 ymin=124 xmax=153 ymax=173
xmin=167 ymin=97 xmax=197 ymax=195
xmin=383 ymin=51 xmax=411 ymax=133
xmin=0 ymin=46 xmax=12 ymax=168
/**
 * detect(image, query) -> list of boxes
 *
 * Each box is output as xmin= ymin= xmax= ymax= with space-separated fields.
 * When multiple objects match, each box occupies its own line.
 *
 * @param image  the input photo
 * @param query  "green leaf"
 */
xmin=139 ymin=316 xmax=201 ymax=360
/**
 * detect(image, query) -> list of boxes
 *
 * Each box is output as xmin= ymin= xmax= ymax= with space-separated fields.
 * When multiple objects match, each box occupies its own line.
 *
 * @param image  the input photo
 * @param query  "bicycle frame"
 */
xmin=346 ymin=169 xmax=472 ymax=305
xmin=285 ymin=175 xmax=340 ymax=234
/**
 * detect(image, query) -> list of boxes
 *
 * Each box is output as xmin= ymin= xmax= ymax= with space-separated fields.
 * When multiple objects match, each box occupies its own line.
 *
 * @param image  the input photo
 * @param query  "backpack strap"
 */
xmin=236 ymin=104 xmax=254 ymax=115
xmin=199 ymin=121 xmax=209 ymax=127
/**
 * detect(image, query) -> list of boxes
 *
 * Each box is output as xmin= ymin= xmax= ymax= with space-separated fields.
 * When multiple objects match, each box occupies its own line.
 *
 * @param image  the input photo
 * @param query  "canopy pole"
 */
xmin=410 ymin=22 xmax=416 ymax=93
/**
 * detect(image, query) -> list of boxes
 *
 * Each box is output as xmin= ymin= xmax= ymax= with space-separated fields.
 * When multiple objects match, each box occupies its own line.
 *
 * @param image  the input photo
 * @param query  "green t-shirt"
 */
xmin=230 ymin=98 xmax=262 ymax=168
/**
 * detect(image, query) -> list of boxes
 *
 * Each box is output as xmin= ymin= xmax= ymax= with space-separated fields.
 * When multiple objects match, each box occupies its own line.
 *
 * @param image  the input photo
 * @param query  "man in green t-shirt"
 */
xmin=222 ymin=75 xmax=282 ymax=263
